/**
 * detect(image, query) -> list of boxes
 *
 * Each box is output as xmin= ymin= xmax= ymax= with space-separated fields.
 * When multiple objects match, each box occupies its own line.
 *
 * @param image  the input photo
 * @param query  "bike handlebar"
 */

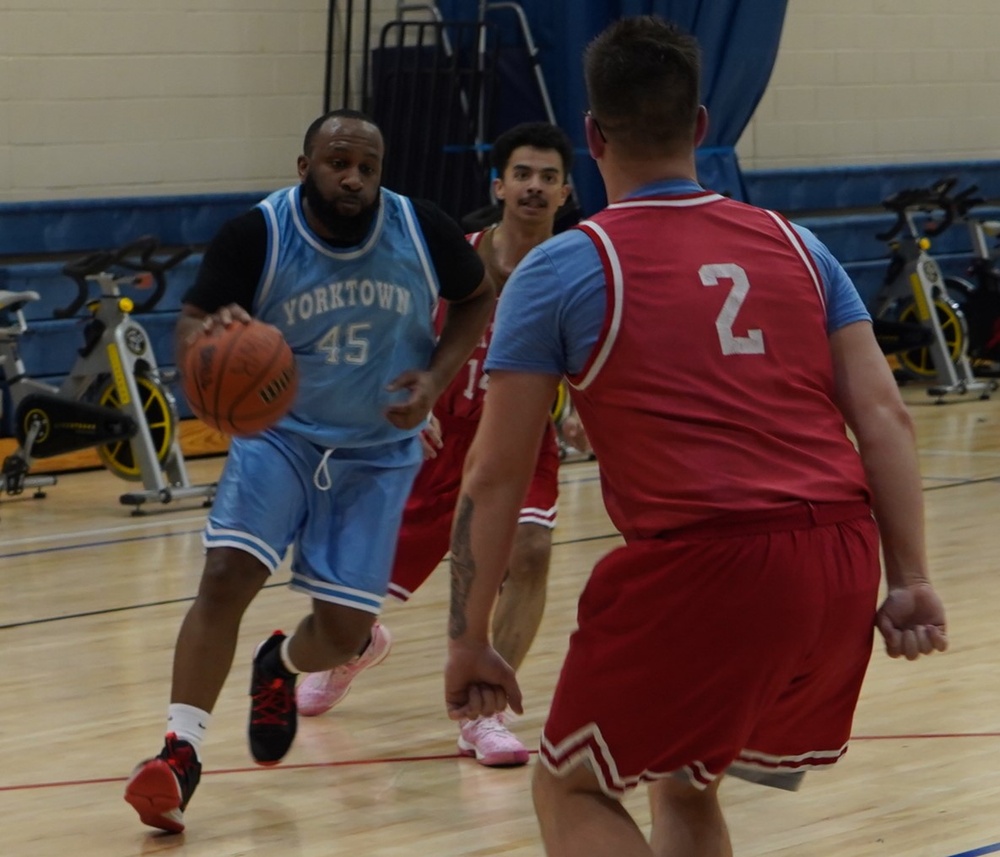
xmin=951 ymin=183 xmax=984 ymax=218
xmin=876 ymin=175 xmax=995 ymax=243
xmin=876 ymin=177 xmax=959 ymax=242
xmin=56 ymin=235 xmax=193 ymax=319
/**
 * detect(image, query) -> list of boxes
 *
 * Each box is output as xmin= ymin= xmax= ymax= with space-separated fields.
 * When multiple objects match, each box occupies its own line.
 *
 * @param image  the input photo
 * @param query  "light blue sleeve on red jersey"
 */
xmin=485 ymin=228 xmax=607 ymax=377
xmin=486 ymin=220 xmax=871 ymax=379
xmin=790 ymin=223 xmax=872 ymax=333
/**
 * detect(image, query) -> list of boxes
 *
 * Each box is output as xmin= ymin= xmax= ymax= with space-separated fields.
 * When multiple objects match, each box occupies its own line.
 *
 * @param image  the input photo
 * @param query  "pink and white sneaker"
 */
xmin=296 ymin=623 xmax=393 ymax=717
xmin=457 ymin=714 xmax=530 ymax=767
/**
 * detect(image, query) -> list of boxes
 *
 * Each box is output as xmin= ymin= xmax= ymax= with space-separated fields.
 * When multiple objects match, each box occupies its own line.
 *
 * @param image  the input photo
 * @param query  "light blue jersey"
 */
xmin=206 ymin=185 xmax=439 ymax=607
xmin=255 ymin=185 xmax=440 ymax=447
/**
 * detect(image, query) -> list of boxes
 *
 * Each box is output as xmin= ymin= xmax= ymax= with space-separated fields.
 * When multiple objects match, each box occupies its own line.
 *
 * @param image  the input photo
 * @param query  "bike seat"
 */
xmin=0 ymin=289 xmax=41 ymax=313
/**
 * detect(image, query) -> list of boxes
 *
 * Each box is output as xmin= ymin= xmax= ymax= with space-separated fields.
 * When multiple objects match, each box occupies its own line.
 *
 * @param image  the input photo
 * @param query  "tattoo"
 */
xmin=449 ymin=494 xmax=475 ymax=639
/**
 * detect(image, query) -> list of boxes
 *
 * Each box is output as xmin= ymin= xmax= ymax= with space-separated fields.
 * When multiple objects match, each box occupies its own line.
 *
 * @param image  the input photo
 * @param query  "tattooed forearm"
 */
xmin=449 ymin=493 xmax=476 ymax=639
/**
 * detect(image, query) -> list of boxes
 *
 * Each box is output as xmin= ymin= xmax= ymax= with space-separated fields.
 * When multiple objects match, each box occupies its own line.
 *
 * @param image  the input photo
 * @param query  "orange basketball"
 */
xmin=181 ymin=319 xmax=298 ymax=437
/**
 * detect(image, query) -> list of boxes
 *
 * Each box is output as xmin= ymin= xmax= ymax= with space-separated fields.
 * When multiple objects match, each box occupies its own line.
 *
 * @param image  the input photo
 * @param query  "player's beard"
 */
xmin=301 ymin=171 xmax=380 ymax=246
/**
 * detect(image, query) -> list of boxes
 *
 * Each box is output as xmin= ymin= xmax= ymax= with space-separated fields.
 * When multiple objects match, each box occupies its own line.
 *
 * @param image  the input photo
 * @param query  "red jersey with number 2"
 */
xmin=569 ymin=192 xmax=871 ymax=540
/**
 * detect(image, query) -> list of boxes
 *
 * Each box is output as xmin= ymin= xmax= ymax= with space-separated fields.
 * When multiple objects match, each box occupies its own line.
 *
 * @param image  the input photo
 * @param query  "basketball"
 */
xmin=181 ymin=319 xmax=298 ymax=437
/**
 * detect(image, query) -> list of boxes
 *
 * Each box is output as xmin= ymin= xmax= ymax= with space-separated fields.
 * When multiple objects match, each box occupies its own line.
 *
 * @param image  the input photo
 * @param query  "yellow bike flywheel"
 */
xmin=94 ymin=374 xmax=176 ymax=480
xmin=896 ymin=297 xmax=967 ymax=378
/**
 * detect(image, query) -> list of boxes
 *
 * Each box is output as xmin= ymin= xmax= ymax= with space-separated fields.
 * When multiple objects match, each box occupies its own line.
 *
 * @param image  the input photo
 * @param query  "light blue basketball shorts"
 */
xmin=205 ymin=428 xmax=423 ymax=614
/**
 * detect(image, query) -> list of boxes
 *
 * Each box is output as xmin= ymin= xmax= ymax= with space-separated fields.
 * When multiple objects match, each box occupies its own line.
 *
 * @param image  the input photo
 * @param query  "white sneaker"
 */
xmin=457 ymin=714 xmax=529 ymax=767
xmin=296 ymin=623 xmax=393 ymax=716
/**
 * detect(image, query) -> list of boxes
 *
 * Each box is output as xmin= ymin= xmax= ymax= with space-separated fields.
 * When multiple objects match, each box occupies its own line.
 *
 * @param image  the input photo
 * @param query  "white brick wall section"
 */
xmin=3 ymin=1 xmax=1000 ymax=198
xmin=737 ymin=1 xmax=1000 ymax=168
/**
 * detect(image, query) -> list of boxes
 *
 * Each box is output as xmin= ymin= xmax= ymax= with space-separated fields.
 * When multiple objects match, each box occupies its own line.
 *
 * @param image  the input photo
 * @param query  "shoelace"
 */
xmin=471 ymin=715 xmax=511 ymax=736
xmin=161 ymin=736 xmax=196 ymax=779
xmin=251 ymin=677 xmax=294 ymax=725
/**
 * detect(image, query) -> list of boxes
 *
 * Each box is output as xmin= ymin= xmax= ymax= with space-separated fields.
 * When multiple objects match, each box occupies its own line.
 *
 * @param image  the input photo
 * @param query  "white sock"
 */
xmin=280 ymin=635 xmax=301 ymax=674
xmin=167 ymin=703 xmax=211 ymax=755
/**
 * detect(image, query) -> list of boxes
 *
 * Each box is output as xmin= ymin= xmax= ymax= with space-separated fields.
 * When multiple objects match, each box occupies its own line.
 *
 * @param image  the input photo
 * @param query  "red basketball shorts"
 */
xmin=539 ymin=502 xmax=881 ymax=796
xmin=387 ymin=416 xmax=560 ymax=602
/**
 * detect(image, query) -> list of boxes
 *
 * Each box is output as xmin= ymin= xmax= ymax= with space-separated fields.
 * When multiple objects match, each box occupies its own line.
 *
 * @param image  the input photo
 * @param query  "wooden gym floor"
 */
xmin=1 ymin=385 xmax=999 ymax=857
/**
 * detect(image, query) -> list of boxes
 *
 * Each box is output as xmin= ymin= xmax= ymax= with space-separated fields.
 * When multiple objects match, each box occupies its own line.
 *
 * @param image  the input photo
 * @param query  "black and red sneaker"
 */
xmin=248 ymin=630 xmax=298 ymax=765
xmin=124 ymin=733 xmax=202 ymax=833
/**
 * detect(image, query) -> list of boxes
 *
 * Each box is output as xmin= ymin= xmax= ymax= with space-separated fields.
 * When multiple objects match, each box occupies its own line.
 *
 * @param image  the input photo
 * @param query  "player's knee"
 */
xmin=532 ymin=762 xmax=561 ymax=814
xmin=649 ymin=774 xmax=723 ymax=815
xmin=510 ymin=524 xmax=553 ymax=582
xmin=197 ymin=547 xmax=269 ymax=610
xmin=532 ymin=760 xmax=604 ymax=814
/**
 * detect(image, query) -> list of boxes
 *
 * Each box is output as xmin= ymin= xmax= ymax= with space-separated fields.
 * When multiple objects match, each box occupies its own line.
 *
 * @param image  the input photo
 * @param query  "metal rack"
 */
xmin=322 ymin=1 xmax=567 ymax=222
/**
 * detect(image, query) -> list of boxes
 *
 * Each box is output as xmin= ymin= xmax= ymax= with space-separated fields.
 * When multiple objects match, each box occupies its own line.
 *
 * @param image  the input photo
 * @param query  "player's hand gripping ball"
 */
xmin=182 ymin=319 xmax=298 ymax=437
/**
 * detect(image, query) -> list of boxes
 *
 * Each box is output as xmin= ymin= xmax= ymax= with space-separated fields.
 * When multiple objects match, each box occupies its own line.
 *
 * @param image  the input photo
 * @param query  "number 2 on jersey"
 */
xmin=699 ymin=263 xmax=765 ymax=356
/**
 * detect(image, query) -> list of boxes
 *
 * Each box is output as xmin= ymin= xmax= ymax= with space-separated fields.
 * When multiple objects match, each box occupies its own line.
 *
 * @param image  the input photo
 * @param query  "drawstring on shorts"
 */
xmin=313 ymin=448 xmax=335 ymax=491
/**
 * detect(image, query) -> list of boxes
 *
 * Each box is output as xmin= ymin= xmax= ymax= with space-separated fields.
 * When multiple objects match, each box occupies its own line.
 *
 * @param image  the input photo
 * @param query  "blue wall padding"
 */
xmin=2 ymin=167 xmax=999 ymax=438
xmin=744 ymin=160 xmax=1000 ymax=214
xmin=0 ymin=192 xmax=264 ymax=256
xmin=742 ymin=160 xmax=1000 ymax=313
xmin=1 ymin=256 xmax=202 ymax=321
xmin=797 ymin=211 xmax=1000 ymax=264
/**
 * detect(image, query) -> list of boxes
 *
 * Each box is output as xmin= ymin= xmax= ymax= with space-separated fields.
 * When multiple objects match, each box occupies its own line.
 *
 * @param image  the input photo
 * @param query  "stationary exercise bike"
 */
xmin=936 ymin=182 xmax=1000 ymax=375
xmin=871 ymin=179 xmax=994 ymax=401
xmin=0 ymin=236 xmax=217 ymax=513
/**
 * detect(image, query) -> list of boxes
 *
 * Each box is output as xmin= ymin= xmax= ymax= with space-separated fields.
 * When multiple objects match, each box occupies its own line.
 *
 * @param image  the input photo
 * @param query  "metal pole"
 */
xmin=361 ymin=0 xmax=374 ymax=113
xmin=324 ymin=0 xmax=336 ymax=112
xmin=342 ymin=0 xmax=354 ymax=108
xmin=475 ymin=0 xmax=488 ymax=158
xmin=487 ymin=2 xmax=558 ymax=124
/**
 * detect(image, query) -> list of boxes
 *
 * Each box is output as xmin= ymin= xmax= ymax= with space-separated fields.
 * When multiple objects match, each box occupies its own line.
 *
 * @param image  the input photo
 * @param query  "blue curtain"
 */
xmin=435 ymin=0 xmax=787 ymax=213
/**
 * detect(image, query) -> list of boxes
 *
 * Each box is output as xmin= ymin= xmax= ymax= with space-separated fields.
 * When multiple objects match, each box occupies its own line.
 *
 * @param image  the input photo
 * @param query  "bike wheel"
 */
xmin=94 ymin=373 xmax=177 ymax=480
xmin=895 ymin=296 xmax=968 ymax=378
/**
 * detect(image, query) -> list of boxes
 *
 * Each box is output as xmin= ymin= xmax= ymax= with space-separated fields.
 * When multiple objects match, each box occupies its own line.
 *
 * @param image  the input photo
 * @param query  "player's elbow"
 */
xmin=461 ymin=441 xmax=531 ymax=506
xmin=852 ymin=396 xmax=916 ymax=453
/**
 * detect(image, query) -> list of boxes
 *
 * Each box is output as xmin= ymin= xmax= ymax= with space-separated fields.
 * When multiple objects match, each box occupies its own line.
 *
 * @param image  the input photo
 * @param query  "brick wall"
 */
xmin=0 ymin=0 xmax=399 ymax=201
xmin=737 ymin=0 xmax=1000 ymax=168
xmin=2 ymin=2 xmax=998 ymax=195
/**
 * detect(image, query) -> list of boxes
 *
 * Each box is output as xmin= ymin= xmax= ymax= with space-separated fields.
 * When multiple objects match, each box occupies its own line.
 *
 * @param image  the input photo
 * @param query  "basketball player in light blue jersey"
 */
xmin=124 ymin=109 xmax=494 ymax=835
